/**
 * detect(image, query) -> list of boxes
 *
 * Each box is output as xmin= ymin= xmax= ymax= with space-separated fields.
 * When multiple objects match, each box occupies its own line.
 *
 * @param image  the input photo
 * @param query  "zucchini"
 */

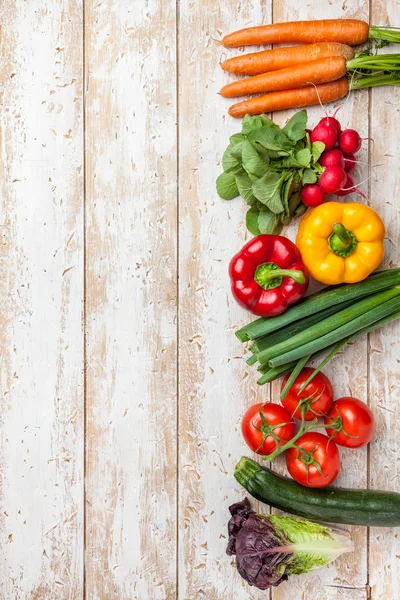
xmin=235 ymin=457 xmax=400 ymax=527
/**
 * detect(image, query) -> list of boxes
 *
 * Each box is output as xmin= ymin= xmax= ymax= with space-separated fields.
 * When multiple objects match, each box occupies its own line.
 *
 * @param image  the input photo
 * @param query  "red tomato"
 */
xmin=324 ymin=397 xmax=375 ymax=448
xmin=286 ymin=432 xmax=340 ymax=488
xmin=281 ymin=367 xmax=333 ymax=421
xmin=242 ymin=402 xmax=295 ymax=455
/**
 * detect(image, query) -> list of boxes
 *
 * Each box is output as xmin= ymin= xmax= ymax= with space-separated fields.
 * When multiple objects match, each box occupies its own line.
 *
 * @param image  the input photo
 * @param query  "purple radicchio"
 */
xmin=227 ymin=498 xmax=353 ymax=590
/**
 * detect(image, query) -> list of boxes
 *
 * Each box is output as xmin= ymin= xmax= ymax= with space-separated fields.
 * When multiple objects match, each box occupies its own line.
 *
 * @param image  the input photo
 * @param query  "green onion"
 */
xmin=249 ymin=299 xmax=355 ymax=355
xmin=257 ymin=287 xmax=400 ymax=365
xmin=257 ymin=364 xmax=296 ymax=386
xmin=280 ymin=355 xmax=311 ymax=399
xmin=270 ymin=294 xmax=400 ymax=368
xmin=296 ymin=308 xmax=400 ymax=393
xmin=235 ymin=269 xmax=400 ymax=342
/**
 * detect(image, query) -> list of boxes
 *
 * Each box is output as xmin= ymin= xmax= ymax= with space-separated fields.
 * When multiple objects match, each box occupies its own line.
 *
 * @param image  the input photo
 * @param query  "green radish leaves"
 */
xmin=216 ymin=172 xmax=239 ymax=200
xmin=217 ymin=110 xmax=323 ymax=235
xmin=283 ymin=109 xmax=308 ymax=142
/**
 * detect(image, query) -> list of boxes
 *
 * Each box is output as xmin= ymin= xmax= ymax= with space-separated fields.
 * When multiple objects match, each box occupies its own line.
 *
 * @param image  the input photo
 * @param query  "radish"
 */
xmin=319 ymin=148 xmax=345 ymax=169
xmin=335 ymin=173 xmax=366 ymax=199
xmin=302 ymin=184 xmax=325 ymax=207
xmin=311 ymin=122 xmax=338 ymax=151
xmin=343 ymin=153 xmax=357 ymax=173
xmin=339 ymin=129 xmax=362 ymax=154
xmin=318 ymin=116 xmax=341 ymax=136
xmin=319 ymin=166 xmax=347 ymax=194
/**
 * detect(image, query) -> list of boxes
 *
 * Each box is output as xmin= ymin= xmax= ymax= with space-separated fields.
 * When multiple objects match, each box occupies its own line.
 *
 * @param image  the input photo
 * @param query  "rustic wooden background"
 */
xmin=1 ymin=1 xmax=399 ymax=598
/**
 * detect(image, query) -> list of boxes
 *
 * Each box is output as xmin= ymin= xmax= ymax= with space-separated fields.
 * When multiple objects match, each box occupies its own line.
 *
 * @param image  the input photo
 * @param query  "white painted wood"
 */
xmin=0 ymin=1 xmax=399 ymax=598
xmin=178 ymin=2 xmax=274 ymax=599
xmin=84 ymin=1 xmax=177 ymax=598
xmin=0 ymin=1 xmax=84 ymax=598
xmin=269 ymin=0 xmax=370 ymax=596
xmin=368 ymin=1 xmax=400 ymax=595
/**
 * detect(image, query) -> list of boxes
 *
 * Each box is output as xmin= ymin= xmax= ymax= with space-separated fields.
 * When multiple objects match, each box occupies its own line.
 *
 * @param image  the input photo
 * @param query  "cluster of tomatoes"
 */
xmin=241 ymin=368 xmax=375 ymax=488
xmin=302 ymin=113 xmax=364 ymax=207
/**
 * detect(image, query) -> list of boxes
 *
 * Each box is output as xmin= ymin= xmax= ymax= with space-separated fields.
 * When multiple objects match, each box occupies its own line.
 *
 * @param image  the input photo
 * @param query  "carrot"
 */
xmin=222 ymin=19 xmax=369 ymax=47
xmin=220 ymin=57 xmax=347 ymax=98
xmin=221 ymin=42 xmax=354 ymax=75
xmin=228 ymin=78 xmax=349 ymax=118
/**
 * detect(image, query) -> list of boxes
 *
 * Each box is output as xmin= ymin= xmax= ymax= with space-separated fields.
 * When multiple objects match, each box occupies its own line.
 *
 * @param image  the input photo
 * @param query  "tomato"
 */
xmin=324 ymin=397 xmax=375 ymax=448
xmin=286 ymin=432 xmax=340 ymax=488
xmin=242 ymin=402 xmax=295 ymax=456
xmin=281 ymin=367 xmax=333 ymax=421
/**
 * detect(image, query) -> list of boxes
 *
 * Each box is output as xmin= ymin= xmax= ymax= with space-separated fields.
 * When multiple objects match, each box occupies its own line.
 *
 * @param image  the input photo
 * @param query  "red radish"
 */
xmin=311 ymin=122 xmax=338 ymax=150
xmin=343 ymin=153 xmax=357 ymax=173
xmin=319 ymin=148 xmax=345 ymax=169
xmin=319 ymin=165 xmax=346 ymax=193
xmin=302 ymin=184 xmax=325 ymax=207
xmin=335 ymin=173 xmax=366 ymax=199
xmin=318 ymin=116 xmax=341 ymax=136
xmin=339 ymin=129 xmax=362 ymax=154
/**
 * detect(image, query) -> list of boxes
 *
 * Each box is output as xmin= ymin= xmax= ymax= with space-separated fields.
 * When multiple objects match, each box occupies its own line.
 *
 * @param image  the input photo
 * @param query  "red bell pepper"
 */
xmin=229 ymin=235 xmax=309 ymax=317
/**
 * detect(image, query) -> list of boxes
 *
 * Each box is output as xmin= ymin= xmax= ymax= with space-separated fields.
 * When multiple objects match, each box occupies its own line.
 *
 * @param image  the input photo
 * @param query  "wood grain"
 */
xmin=0 ymin=1 xmax=399 ymax=598
xmin=0 ymin=1 xmax=84 ymax=598
xmin=84 ymin=1 xmax=177 ymax=598
xmin=178 ymin=2 xmax=273 ymax=599
xmin=368 ymin=2 xmax=400 ymax=597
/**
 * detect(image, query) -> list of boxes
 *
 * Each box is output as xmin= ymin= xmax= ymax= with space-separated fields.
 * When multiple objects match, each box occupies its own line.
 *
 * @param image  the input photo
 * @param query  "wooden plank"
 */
xmin=0 ymin=1 xmax=84 ymax=598
xmin=84 ymin=1 xmax=177 ymax=598
xmin=368 ymin=1 xmax=400 ymax=595
xmin=269 ymin=1 xmax=370 ymax=598
xmin=178 ymin=2 xmax=273 ymax=599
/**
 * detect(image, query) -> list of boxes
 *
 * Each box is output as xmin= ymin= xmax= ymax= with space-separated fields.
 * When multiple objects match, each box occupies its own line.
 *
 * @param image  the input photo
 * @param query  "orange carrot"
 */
xmin=220 ymin=57 xmax=347 ymax=98
xmin=228 ymin=78 xmax=349 ymax=118
xmin=222 ymin=19 xmax=369 ymax=47
xmin=221 ymin=42 xmax=354 ymax=75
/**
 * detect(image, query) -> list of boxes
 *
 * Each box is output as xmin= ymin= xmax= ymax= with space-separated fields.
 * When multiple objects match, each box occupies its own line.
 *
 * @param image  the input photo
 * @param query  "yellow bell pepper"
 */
xmin=296 ymin=202 xmax=385 ymax=285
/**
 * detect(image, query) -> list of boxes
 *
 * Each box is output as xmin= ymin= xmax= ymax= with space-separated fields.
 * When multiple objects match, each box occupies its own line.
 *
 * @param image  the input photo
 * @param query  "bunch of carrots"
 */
xmin=220 ymin=19 xmax=400 ymax=117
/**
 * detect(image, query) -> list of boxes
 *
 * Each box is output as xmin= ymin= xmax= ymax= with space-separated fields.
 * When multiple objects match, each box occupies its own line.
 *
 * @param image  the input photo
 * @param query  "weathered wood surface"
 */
xmin=0 ymin=1 xmax=84 ymax=598
xmin=85 ymin=1 xmax=177 ymax=599
xmin=0 ymin=0 xmax=398 ymax=598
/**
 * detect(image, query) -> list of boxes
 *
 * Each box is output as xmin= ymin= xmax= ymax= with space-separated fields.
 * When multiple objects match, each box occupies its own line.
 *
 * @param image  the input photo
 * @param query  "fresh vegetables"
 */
xmin=220 ymin=57 xmax=347 ymax=98
xmin=229 ymin=79 xmax=349 ymax=118
xmin=226 ymin=498 xmax=353 ymax=590
xmin=229 ymin=235 xmax=309 ymax=317
xmin=242 ymin=402 xmax=295 ymax=455
xmin=222 ymin=43 xmax=400 ymax=116
xmin=235 ymin=269 xmax=400 ymax=385
xmin=222 ymin=20 xmax=400 ymax=47
xmin=239 ymin=366 xmax=375 ymax=488
xmin=301 ymin=184 xmax=325 ymax=208
xmin=235 ymin=457 xmax=400 ymax=526
xmin=222 ymin=53 xmax=400 ymax=100
xmin=296 ymin=202 xmax=385 ymax=284
xmin=217 ymin=110 xmax=329 ymax=234
xmin=281 ymin=367 xmax=333 ymax=420
xmin=221 ymin=42 xmax=354 ymax=76
xmin=324 ymin=397 xmax=375 ymax=448
xmin=286 ymin=432 xmax=340 ymax=488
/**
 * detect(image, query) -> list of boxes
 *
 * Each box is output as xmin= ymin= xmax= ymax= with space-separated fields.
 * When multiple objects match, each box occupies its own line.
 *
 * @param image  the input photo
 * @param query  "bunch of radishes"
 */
xmin=302 ymin=114 xmax=365 ymax=208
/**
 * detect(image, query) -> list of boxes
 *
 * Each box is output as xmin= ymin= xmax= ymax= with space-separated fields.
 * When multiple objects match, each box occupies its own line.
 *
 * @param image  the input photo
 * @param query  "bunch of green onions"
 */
xmin=237 ymin=269 xmax=400 ymax=393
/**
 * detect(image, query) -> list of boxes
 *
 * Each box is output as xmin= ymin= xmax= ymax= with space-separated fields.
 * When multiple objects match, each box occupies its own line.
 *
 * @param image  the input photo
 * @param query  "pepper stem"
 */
xmin=329 ymin=223 xmax=358 ymax=258
xmin=255 ymin=262 xmax=305 ymax=290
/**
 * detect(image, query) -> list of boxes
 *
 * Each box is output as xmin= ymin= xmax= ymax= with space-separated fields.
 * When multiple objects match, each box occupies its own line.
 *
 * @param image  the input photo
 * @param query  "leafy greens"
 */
xmin=216 ymin=110 xmax=324 ymax=235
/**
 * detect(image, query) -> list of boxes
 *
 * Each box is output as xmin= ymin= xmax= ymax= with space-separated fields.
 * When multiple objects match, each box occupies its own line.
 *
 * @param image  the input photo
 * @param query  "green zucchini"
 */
xmin=235 ymin=457 xmax=400 ymax=527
